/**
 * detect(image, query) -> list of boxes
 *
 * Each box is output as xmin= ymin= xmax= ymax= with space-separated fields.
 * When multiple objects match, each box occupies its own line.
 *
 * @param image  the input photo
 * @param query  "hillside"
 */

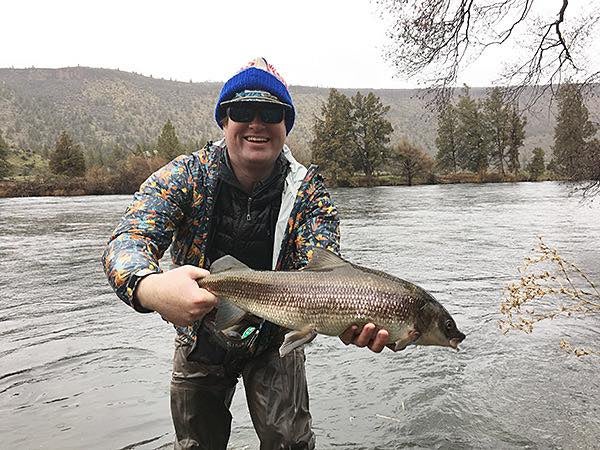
xmin=1 ymin=66 xmax=594 ymax=165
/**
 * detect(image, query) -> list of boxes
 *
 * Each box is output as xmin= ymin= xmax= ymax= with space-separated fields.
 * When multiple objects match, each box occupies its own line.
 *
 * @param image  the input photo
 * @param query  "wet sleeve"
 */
xmin=101 ymin=155 xmax=197 ymax=310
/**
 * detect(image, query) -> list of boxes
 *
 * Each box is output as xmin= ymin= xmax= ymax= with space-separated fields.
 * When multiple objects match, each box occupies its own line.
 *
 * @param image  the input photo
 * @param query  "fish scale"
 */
xmin=211 ymin=275 xmax=409 ymax=334
xmin=199 ymin=248 xmax=466 ymax=355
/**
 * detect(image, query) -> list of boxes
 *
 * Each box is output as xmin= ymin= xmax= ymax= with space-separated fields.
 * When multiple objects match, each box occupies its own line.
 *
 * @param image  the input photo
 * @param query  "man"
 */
xmin=102 ymin=57 xmax=388 ymax=450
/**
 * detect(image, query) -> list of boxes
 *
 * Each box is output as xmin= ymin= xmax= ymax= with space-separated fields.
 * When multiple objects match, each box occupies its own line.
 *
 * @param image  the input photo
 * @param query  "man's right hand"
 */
xmin=135 ymin=265 xmax=218 ymax=327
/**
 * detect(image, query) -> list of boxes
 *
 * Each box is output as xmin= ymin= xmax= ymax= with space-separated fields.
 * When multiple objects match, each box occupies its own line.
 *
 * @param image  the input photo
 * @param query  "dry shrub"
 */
xmin=85 ymin=166 xmax=115 ymax=195
xmin=0 ymin=155 xmax=169 ymax=197
xmin=86 ymin=155 xmax=168 ymax=195
xmin=499 ymin=236 xmax=600 ymax=356
xmin=115 ymin=155 xmax=167 ymax=193
xmin=437 ymin=172 xmax=480 ymax=184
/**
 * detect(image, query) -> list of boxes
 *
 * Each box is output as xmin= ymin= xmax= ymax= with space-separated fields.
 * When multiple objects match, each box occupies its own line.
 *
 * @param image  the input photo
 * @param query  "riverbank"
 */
xmin=0 ymin=171 xmax=557 ymax=198
xmin=0 ymin=178 xmax=107 ymax=198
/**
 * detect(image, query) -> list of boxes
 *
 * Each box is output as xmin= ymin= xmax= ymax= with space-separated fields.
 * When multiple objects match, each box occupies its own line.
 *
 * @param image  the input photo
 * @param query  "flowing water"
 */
xmin=0 ymin=182 xmax=599 ymax=449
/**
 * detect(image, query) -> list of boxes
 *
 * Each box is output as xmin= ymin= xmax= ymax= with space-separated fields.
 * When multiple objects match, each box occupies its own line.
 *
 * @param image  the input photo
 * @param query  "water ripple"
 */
xmin=2 ymin=186 xmax=600 ymax=448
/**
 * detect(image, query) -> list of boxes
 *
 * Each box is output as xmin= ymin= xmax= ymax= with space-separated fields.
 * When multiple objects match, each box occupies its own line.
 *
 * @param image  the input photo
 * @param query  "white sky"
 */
xmin=0 ymin=0 xmax=512 ymax=89
xmin=2 ymin=0 xmax=594 ymax=90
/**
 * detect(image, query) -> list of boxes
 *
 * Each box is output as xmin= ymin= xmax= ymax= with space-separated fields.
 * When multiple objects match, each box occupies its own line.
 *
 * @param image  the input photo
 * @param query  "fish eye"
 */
xmin=445 ymin=319 xmax=454 ymax=330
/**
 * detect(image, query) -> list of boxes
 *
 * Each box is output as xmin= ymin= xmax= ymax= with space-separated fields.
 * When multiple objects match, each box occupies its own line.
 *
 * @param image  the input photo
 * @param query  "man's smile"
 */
xmin=244 ymin=136 xmax=270 ymax=143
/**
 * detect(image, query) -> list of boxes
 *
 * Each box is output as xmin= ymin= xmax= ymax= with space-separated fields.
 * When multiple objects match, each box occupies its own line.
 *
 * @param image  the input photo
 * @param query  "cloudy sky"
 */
xmin=0 ymin=0 xmax=578 ymax=89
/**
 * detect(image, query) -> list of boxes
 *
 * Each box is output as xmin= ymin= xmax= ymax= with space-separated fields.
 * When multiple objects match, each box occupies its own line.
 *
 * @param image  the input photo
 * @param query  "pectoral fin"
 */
xmin=279 ymin=327 xmax=318 ymax=357
xmin=390 ymin=329 xmax=421 ymax=352
xmin=214 ymin=299 xmax=247 ymax=330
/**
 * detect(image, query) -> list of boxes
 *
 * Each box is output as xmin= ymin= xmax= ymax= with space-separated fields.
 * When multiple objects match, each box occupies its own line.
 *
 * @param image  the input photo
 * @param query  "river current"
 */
xmin=0 ymin=181 xmax=599 ymax=449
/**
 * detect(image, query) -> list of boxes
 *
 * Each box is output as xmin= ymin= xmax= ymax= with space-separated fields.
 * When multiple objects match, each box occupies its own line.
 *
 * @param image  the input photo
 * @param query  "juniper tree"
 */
xmin=455 ymin=87 xmax=488 ymax=173
xmin=506 ymin=103 xmax=527 ymax=175
xmin=582 ymin=139 xmax=600 ymax=196
xmin=311 ymin=89 xmax=393 ymax=186
xmin=157 ymin=119 xmax=182 ymax=160
xmin=527 ymin=147 xmax=545 ymax=181
xmin=435 ymin=102 xmax=459 ymax=173
xmin=482 ymin=88 xmax=509 ymax=176
xmin=49 ymin=131 xmax=86 ymax=177
xmin=311 ymin=89 xmax=355 ymax=185
xmin=350 ymin=92 xmax=394 ymax=184
xmin=0 ymin=131 xmax=11 ymax=178
xmin=552 ymin=83 xmax=596 ymax=178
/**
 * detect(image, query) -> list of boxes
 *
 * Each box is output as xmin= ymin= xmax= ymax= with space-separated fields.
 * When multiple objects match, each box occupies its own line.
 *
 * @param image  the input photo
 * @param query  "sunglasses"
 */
xmin=226 ymin=104 xmax=285 ymax=124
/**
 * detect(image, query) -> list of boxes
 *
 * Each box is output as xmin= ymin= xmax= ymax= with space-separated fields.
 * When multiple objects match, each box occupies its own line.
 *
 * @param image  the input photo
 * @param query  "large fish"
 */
xmin=199 ymin=248 xmax=465 ymax=357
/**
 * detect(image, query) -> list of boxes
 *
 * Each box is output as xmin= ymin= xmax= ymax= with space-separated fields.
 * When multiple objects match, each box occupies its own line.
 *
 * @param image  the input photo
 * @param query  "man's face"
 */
xmin=223 ymin=102 xmax=286 ymax=175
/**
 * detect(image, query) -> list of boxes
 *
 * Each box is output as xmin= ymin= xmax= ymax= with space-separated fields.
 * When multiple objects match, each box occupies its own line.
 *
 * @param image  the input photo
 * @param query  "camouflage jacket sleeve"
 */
xmin=102 ymin=155 xmax=198 ymax=310
xmin=277 ymin=166 xmax=340 ymax=271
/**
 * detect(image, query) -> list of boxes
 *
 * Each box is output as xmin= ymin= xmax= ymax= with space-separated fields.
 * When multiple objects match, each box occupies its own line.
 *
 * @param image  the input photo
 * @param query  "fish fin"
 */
xmin=303 ymin=247 xmax=349 ymax=272
xmin=279 ymin=327 xmax=318 ymax=357
xmin=214 ymin=299 xmax=247 ymax=330
xmin=390 ymin=329 xmax=421 ymax=352
xmin=210 ymin=255 xmax=251 ymax=274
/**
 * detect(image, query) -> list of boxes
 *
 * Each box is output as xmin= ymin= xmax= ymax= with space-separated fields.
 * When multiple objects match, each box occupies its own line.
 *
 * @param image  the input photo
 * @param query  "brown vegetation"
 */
xmin=499 ymin=237 xmax=600 ymax=356
xmin=0 ymin=154 xmax=167 ymax=197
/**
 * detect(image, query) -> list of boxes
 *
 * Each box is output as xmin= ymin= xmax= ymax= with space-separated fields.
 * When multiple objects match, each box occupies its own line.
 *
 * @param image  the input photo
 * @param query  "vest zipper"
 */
xmin=246 ymin=197 xmax=252 ymax=221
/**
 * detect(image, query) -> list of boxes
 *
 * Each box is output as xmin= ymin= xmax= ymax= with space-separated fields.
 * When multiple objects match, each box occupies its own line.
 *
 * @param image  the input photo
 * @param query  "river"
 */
xmin=0 ymin=181 xmax=598 ymax=449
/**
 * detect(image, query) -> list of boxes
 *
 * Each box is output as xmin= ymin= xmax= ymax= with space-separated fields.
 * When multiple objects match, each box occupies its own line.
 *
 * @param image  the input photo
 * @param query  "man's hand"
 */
xmin=339 ymin=323 xmax=390 ymax=353
xmin=135 ymin=265 xmax=218 ymax=327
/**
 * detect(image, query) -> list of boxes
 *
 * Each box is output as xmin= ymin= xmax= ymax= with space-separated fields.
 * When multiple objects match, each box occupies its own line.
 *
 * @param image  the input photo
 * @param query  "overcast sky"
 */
xmin=0 ymin=0 xmax=571 ymax=90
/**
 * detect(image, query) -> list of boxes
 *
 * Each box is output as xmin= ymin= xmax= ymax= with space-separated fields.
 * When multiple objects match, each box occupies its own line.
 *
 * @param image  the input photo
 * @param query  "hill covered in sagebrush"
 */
xmin=0 ymin=66 xmax=582 ymax=165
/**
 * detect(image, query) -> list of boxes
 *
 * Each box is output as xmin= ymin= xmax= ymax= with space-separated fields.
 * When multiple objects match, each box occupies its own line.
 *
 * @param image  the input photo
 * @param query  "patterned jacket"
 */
xmin=102 ymin=139 xmax=340 ymax=341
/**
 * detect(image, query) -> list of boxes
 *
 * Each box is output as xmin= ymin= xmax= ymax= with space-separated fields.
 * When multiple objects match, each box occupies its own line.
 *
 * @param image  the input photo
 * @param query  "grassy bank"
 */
xmin=0 ymin=171 xmax=559 ymax=198
xmin=323 ymin=171 xmax=555 ymax=188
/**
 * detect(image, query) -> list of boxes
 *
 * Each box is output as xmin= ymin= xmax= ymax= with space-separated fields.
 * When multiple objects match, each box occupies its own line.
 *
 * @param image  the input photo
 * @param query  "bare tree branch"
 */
xmin=374 ymin=0 xmax=600 ymax=108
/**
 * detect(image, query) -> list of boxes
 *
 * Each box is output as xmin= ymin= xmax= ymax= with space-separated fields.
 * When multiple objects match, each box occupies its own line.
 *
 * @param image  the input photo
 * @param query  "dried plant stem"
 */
xmin=559 ymin=339 xmax=600 ymax=357
xmin=499 ymin=236 xmax=600 ymax=356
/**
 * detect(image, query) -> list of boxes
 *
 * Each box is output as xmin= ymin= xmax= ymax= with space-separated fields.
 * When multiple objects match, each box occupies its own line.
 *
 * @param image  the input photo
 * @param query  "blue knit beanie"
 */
xmin=215 ymin=58 xmax=295 ymax=135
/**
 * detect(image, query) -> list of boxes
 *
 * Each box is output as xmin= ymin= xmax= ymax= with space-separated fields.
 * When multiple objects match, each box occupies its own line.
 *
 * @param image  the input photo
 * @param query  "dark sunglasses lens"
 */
xmin=260 ymin=106 xmax=284 ymax=124
xmin=227 ymin=104 xmax=284 ymax=124
xmin=227 ymin=105 xmax=254 ymax=123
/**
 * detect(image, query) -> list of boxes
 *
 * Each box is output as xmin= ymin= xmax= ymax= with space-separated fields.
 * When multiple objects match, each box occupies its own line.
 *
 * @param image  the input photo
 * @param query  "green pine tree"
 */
xmin=311 ymin=89 xmax=355 ymax=185
xmin=552 ymin=83 xmax=596 ymax=178
xmin=435 ymin=102 xmax=459 ymax=173
xmin=582 ymin=139 xmax=600 ymax=193
xmin=157 ymin=119 xmax=182 ymax=160
xmin=49 ymin=131 xmax=86 ymax=177
xmin=0 ymin=131 xmax=11 ymax=178
xmin=527 ymin=147 xmax=545 ymax=181
xmin=482 ymin=88 xmax=509 ymax=176
xmin=455 ymin=86 xmax=489 ymax=173
xmin=506 ymin=103 xmax=527 ymax=175
xmin=350 ymin=91 xmax=394 ymax=184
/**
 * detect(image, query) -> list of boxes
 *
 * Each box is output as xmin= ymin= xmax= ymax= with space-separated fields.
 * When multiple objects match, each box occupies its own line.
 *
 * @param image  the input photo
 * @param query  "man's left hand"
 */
xmin=339 ymin=323 xmax=389 ymax=353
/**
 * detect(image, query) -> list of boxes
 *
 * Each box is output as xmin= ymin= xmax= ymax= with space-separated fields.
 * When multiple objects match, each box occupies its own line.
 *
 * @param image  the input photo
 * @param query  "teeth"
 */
xmin=246 ymin=137 xmax=268 ymax=143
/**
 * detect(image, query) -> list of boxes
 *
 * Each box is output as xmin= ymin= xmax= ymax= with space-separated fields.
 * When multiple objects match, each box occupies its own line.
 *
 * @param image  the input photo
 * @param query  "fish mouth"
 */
xmin=449 ymin=337 xmax=463 ymax=351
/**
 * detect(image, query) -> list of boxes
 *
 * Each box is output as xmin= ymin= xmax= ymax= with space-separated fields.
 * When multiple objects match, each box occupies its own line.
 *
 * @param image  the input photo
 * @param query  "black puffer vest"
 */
xmin=206 ymin=151 xmax=289 ymax=270
xmin=189 ymin=151 xmax=290 ymax=376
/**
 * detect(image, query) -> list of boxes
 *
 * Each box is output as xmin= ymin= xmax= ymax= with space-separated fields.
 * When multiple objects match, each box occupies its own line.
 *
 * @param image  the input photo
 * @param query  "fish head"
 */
xmin=415 ymin=301 xmax=466 ymax=350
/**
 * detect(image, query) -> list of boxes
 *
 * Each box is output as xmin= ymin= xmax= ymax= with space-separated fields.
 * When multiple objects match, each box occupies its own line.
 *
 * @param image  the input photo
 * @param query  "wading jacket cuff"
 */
xmin=127 ymin=268 xmax=162 ymax=313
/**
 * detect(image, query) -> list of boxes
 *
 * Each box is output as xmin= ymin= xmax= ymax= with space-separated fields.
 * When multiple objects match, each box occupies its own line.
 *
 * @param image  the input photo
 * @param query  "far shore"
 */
xmin=0 ymin=172 xmax=557 ymax=199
